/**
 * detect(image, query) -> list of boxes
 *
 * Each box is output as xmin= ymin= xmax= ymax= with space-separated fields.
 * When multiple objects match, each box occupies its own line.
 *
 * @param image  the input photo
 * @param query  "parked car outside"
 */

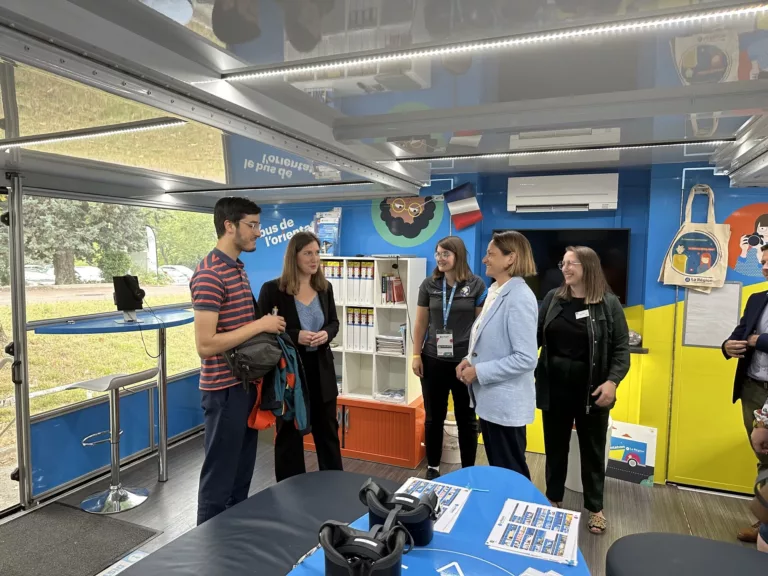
xmin=25 ymin=264 xmax=55 ymax=286
xmin=75 ymin=266 xmax=105 ymax=283
xmin=160 ymin=265 xmax=194 ymax=285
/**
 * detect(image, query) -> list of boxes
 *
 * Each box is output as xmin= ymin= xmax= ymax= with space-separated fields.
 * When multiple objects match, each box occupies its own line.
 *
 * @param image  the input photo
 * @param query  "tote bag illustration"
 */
xmin=659 ymin=184 xmax=731 ymax=291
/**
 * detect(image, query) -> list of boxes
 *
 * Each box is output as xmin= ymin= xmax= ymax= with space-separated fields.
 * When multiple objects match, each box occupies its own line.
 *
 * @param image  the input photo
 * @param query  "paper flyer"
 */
xmin=396 ymin=477 xmax=471 ymax=534
xmin=486 ymin=500 xmax=580 ymax=566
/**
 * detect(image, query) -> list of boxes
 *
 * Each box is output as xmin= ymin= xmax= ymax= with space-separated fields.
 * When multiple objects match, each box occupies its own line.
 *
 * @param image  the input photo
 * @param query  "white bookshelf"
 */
xmin=323 ymin=256 xmax=426 ymax=405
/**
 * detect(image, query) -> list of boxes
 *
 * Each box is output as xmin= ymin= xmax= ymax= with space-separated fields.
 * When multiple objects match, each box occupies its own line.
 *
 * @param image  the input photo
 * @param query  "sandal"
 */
xmin=588 ymin=512 xmax=607 ymax=535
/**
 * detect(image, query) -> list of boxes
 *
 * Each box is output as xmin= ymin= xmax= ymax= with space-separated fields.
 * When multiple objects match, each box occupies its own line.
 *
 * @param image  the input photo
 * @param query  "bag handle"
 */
xmin=684 ymin=184 xmax=716 ymax=224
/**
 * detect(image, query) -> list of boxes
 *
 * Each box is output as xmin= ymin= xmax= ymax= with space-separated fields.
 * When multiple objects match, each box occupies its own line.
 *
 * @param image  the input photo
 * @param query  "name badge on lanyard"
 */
xmin=437 ymin=278 xmax=456 ymax=357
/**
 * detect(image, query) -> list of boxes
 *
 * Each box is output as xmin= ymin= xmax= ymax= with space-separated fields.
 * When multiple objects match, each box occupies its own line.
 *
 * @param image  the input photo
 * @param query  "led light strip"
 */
xmin=166 ymin=181 xmax=374 ymax=194
xmin=218 ymin=4 xmax=768 ymax=83
xmin=388 ymin=140 xmax=733 ymax=163
xmin=0 ymin=118 xmax=187 ymax=151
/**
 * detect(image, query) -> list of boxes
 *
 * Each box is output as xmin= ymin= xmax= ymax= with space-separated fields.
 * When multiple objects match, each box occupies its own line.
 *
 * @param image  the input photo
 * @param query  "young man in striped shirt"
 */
xmin=191 ymin=197 xmax=286 ymax=525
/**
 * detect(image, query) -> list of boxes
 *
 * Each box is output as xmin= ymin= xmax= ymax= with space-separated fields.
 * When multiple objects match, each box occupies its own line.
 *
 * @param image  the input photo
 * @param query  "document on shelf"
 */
xmin=485 ymin=499 xmax=580 ymax=566
xmin=396 ymin=477 xmax=471 ymax=534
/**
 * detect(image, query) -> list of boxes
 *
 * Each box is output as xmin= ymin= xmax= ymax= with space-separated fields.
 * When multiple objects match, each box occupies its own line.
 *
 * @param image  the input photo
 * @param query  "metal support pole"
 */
xmin=157 ymin=327 xmax=168 ymax=482
xmin=8 ymin=173 xmax=34 ymax=508
xmin=109 ymin=389 xmax=121 ymax=488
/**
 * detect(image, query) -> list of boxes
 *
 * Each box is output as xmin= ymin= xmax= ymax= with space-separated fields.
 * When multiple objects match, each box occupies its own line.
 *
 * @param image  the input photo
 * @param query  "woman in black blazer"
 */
xmin=258 ymin=231 xmax=343 ymax=481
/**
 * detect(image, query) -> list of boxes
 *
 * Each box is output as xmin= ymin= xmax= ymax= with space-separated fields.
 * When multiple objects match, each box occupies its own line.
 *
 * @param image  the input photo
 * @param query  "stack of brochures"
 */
xmin=373 ymin=388 xmax=405 ymax=403
xmin=375 ymin=334 xmax=405 ymax=356
xmin=486 ymin=500 xmax=580 ymax=566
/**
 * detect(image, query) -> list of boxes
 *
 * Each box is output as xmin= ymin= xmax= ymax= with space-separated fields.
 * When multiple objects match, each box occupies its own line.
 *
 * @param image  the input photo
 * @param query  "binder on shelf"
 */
xmin=362 ymin=262 xmax=374 ymax=305
xmin=366 ymin=308 xmax=374 ymax=352
xmin=352 ymin=307 xmax=361 ymax=351
xmin=347 ymin=308 xmax=354 ymax=351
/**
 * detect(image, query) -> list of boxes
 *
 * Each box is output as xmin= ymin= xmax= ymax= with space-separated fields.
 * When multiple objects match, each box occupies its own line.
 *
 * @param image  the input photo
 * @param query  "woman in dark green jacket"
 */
xmin=536 ymin=246 xmax=630 ymax=535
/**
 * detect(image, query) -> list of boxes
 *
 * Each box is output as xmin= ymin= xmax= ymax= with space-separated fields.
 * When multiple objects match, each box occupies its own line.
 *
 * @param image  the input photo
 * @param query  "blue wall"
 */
xmin=476 ymin=169 xmax=651 ymax=308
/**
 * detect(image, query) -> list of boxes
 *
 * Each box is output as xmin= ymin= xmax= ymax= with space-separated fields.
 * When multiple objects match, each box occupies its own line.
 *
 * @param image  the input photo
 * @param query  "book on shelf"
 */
xmin=380 ymin=274 xmax=405 ymax=305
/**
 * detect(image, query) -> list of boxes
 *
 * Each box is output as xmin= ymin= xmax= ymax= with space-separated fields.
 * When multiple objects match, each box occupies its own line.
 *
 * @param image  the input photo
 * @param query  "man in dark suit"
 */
xmin=723 ymin=243 xmax=768 ymax=543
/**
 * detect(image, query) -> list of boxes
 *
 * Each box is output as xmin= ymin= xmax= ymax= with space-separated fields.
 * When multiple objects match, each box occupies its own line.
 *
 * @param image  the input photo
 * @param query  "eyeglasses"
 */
xmin=558 ymin=261 xmax=582 ymax=270
xmin=240 ymin=221 xmax=260 ymax=231
xmin=435 ymin=251 xmax=453 ymax=260
xmin=391 ymin=198 xmax=424 ymax=217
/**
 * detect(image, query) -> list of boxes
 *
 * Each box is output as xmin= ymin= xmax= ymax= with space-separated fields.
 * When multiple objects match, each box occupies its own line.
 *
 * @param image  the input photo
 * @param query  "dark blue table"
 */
xmin=291 ymin=467 xmax=590 ymax=576
xmin=35 ymin=309 xmax=194 ymax=482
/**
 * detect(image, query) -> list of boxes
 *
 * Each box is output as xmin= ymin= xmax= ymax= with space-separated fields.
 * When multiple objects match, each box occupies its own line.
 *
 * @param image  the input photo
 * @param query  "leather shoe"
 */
xmin=737 ymin=521 xmax=760 ymax=543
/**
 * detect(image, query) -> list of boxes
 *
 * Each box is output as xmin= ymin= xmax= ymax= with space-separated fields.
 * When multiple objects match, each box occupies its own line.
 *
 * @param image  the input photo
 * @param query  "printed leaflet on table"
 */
xmin=397 ymin=477 xmax=471 ymax=534
xmin=486 ymin=499 xmax=580 ymax=566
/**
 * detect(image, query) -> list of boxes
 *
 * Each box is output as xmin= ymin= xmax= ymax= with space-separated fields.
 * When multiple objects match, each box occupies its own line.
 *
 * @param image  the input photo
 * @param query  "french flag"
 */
xmin=443 ymin=182 xmax=482 ymax=231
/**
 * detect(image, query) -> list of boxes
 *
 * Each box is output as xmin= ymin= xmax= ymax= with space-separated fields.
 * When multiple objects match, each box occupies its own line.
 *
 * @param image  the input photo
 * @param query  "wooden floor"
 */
xmin=51 ymin=432 xmax=759 ymax=576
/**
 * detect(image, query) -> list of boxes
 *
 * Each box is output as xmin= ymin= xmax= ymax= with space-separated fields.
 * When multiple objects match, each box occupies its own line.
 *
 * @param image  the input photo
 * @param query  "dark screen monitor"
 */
xmin=113 ymin=275 xmax=145 ymax=322
xmin=495 ymin=228 xmax=630 ymax=305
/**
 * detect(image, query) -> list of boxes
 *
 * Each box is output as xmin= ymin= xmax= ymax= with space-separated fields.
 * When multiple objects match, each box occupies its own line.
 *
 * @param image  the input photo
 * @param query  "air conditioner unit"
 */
xmin=508 ymin=128 xmax=621 ymax=167
xmin=507 ymin=173 xmax=619 ymax=213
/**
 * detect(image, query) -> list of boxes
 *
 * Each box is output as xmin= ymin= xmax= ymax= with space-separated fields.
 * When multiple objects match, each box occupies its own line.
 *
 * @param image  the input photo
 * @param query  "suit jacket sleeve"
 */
xmin=474 ymin=291 xmax=539 ymax=386
xmin=722 ymin=298 xmax=750 ymax=359
xmin=322 ymin=284 xmax=340 ymax=342
xmin=537 ymin=290 xmax=555 ymax=348
xmin=607 ymin=295 xmax=631 ymax=385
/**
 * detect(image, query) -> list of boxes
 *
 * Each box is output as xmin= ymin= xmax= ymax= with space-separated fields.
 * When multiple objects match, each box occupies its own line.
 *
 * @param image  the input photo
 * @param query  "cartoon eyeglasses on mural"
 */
xmin=390 ymin=198 xmax=425 ymax=218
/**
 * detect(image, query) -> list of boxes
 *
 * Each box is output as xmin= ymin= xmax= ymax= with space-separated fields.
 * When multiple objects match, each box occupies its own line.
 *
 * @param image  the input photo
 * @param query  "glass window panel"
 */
xmin=13 ymin=65 xmax=225 ymax=182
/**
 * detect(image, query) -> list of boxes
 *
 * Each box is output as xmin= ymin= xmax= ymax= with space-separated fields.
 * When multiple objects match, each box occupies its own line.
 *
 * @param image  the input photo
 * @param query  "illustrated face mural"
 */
xmin=371 ymin=196 xmax=444 ymax=248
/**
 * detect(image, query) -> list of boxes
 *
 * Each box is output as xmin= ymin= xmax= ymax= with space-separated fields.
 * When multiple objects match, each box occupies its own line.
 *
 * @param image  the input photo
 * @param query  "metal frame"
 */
xmin=6 ymin=172 xmax=34 ymax=508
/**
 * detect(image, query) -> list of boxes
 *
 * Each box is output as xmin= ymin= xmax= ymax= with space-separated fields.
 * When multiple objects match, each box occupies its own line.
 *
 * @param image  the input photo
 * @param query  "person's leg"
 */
xmin=575 ymin=408 xmax=611 ymax=515
xmin=197 ymin=385 xmax=250 ymax=525
xmin=226 ymin=383 xmax=259 ymax=508
xmin=311 ymin=392 xmax=343 ymax=471
xmin=738 ymin=379 xmax=768 ymax=541
xmin=275 ymin=415 xmax=306 ymax=482
xmin=479 ymin=418 xmax=530 ymax=479
xmin=448 ymin=365 xmax=479 ymax=468
xmin=542 ymin=407 xmax=575 ymax=506
xmin=741 ymin=379 xmax=768 ymax=475
xmin=421 ymin=355 xmax=451 ymax=469
xmin=758 ymin=523 xmax=768 ymax=553
xmin=303 ymin=352 xmax=342 ymax=471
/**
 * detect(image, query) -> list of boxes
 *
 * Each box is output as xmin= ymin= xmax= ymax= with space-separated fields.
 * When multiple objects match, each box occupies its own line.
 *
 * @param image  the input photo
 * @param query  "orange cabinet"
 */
xmin=303 ymin=396 xmax=425 ymax=469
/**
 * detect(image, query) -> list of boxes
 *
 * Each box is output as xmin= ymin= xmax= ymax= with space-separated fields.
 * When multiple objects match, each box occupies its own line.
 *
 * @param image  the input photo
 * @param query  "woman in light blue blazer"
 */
xmin=457 ymin=231 xmax=539 ymax=478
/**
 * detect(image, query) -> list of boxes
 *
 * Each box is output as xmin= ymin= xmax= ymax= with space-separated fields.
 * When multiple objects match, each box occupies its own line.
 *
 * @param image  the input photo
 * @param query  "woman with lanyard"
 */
xmin=536 ymin=246 xmax=629 ymax=535
xmin=413 ymin=236 xmax=487 ymax=480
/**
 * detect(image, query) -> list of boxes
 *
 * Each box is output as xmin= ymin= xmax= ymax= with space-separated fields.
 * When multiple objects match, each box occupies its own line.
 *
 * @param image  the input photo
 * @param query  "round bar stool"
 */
xmin=74 ymin=367 xmax=158 ymax=514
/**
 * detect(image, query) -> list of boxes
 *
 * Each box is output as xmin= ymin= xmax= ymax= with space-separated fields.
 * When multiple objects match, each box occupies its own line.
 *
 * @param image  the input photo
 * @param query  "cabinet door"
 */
xmin=342 ymin=404 xmax=412 ymax=466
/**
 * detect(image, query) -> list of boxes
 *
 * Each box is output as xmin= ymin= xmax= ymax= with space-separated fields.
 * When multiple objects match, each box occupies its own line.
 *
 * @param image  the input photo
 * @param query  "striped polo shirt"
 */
xmin=190 ymin=248 xmax=260 ymax=391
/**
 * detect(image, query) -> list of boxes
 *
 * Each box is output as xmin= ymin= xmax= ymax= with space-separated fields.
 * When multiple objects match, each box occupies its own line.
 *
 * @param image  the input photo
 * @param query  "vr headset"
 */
xmin=319 ymin=509 xmax=412 ymax=576
xmin=359 ymin=478 xmax=439 ymax=547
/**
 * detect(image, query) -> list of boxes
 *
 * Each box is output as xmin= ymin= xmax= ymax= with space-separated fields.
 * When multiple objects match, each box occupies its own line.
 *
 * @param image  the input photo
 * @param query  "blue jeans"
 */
xmin=760 ymin=522 xmax=768 ymax=544
xmin=196 ymin=383 xmax=259 ymax=525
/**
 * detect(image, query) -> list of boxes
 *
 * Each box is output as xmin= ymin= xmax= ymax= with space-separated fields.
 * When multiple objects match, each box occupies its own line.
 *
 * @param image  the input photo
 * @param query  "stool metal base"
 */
xmin=80 ymin=485 xmax=149 ymax=514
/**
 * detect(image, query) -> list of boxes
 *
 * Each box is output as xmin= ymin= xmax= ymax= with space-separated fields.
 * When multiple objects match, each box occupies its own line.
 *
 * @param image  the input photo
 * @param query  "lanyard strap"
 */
xmin=442 ymin=277 xmax=457 ymax=330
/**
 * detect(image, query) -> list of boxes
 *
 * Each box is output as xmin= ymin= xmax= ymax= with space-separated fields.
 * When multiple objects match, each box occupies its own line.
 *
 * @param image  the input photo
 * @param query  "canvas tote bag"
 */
xmin=659 ymin=184 xmax=730 ymax=292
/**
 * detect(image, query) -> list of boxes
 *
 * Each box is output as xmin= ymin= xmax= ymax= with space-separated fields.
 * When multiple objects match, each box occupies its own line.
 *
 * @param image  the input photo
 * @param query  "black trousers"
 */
xmin=197 ymin=383 xmax=259 ymax=525
xmin=275 ymin=351 xmax=343 ymax=482
xmin=421 ymin=354 xmax=478 ymax=468
xmin=479 ymin=418 xmax=530 ymax=479
xmin=542 ymin=356 xmax=610 ymax=513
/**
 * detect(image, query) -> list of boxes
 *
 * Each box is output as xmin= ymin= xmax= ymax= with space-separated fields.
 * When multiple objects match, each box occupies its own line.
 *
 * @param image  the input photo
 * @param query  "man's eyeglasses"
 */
xmin=558 ymin=261 xmax=582 ymax=270
xmin=240 ymin=221 xmax=260 ymax=232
